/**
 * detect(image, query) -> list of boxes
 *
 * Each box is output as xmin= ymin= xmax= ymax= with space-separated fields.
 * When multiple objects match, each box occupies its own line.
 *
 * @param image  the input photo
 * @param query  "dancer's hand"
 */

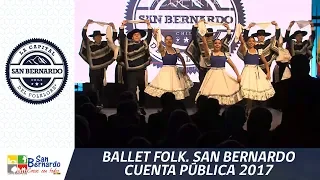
xmin=86 ymin=19 xmax=94 ymax=25
xmin=237 ymin=75 xmax=241 ymax=83
xmin=108 ymin=22 xmax=115 ymax=29
xmin=289 ymin=21 xmax=295 ymax=28
xmin=271 ymin=21 xmax=278 ymax=26
xmin=223 ymin=23 xmax=230 ymax=29
xmin=144 ymin=19 xmax=150 ymax=25
xmin=239 ymin=34 xmax=245 ymax=43
xmin=266 ymin=72 xmax=271 ymax=80
xmin=248 ymin=22 xmax=255 ymax=28
xmin=121 ymin=20 xmax=127 ymax=26
xmin=153 ymin=28 xmax=158 ymax=35
xmin=309 ymin=20 xmax=314 ymax=27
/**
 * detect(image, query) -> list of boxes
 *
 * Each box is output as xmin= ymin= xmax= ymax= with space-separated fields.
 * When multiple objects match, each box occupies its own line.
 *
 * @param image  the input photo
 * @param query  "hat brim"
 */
xmin=290 ymin=31 xmax=307 ymax=39
xmin=251 ymin=32 xmax=271 ymax=37
xmin=89 ymin=33 xmax=106 ymax=37
xmin=127 ymin=29 xmax=147 ymax=39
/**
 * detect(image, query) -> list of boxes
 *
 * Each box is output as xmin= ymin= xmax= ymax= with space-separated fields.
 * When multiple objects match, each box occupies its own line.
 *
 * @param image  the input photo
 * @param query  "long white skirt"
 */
xmin=196 ymin=68 xmax=243 ymax=105
xmin=241 ymin=65 xmax=275 ymax=101
xmin=145 ymin=66 xmax=193 ymax=100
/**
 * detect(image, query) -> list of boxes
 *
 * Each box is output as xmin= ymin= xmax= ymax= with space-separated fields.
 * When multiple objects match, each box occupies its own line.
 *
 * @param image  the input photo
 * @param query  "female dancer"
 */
xmin=238 ymin=34 xmax=275 ymax=113
xmin=270 ymin=36 xmax=292 ymax=83
xmin=144 ymin=29 xmax=193 ymax=100
xmin=195 ymin=36 xmax=242 ymax=105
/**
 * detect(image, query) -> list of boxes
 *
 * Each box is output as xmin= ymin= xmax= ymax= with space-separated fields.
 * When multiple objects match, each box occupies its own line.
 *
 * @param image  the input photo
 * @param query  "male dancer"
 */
xmin=118 ymin=19 xmax=152 ymax=115
xmin=242 ymin=21 xmax=280 ymax=73
xmin=80 ymin=19 xmax=118 ymax=108
xmin=285 ymin=20 xmax=315 ymax=60
xmin=186 ymin=20 xmax=231 ymax=83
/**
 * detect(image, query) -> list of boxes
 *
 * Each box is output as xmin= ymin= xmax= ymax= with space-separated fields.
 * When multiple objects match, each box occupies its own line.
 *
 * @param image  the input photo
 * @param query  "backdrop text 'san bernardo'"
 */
xmin=75 ymin=0 xmax=314 ymax=83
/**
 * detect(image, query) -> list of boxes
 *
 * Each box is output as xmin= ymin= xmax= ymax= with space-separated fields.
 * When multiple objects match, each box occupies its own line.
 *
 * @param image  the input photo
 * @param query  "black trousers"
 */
xmin=124 ymin=69 xmax=146 ymax=107
xmin=89 ymin=69 xmax=104 ymax=105
xmin=199 ymin=67 xmax=209 ymax=84
xmin=273 ymin=62 xmax=289 ymax=83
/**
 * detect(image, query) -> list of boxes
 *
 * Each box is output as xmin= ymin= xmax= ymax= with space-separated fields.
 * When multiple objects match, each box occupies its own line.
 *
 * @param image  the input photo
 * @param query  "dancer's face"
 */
xmin=165 ymin=35 xmax=173 ymax=46
xmin=94 ymin=35 xmax=102 ymax=43
xmin=132 ymin=32 xmax=141 ymax=42
xmin=257 ymin=35 xmax=265 ymax=42
xmin=247 ymin=37 xmax=255 ymax=48
xmin=213 ymin=39 xmax=222 ymax=51
xmin=295 ymin=34 xmax=303 ymax=42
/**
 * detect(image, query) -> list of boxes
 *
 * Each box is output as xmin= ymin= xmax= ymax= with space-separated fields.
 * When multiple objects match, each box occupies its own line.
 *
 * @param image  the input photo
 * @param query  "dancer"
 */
xmin=118 ymin=19 xmax=152 ymax=115
xmin=80 ymin=19 xmax=119 ymax=108
xmin=195 ymin=35 xmax=242 ymax=105
xmin=238 ymin=35 xmax=275 ymax=114
xmin=241 ymin=21 xmax=280 ymax=73
xmin=186 ymin=20 xmax=231 ymax=83
xmin=285 ymin=20 xmax=315 ymax=60
xmin=270 ymin=36 xmax=292 ymax=83
xmin=145 ymin=29 xmax=193 ymax=100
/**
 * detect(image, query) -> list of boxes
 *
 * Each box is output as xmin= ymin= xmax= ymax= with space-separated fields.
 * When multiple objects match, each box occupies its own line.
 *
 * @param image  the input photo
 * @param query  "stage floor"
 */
xmin=101 ymin=108 xmax=282 ymax=131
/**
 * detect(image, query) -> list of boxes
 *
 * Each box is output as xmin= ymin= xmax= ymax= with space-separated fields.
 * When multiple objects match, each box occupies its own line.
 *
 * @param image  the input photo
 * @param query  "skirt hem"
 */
xmin=145 ymin=85 xmax=193 ymax=100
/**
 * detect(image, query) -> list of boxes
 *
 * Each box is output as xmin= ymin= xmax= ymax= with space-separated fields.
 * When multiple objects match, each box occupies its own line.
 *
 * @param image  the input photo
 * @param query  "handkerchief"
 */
xmin=234 ymin=24 xmax=244 ymax=42
xmin=94 ymin=21 xmax=109 ymax=26
xmin=205 ymin=22 xmax=223 ymax=27
xmin=256 ymin=22 xmax=271 ymax=29
xmin=127 ymin=20 xmax=145 ymax=24
xmin=296 ymin=20 xmax=310 ymax=29
xmin=198 ymin=21 xmax=207 ymax=36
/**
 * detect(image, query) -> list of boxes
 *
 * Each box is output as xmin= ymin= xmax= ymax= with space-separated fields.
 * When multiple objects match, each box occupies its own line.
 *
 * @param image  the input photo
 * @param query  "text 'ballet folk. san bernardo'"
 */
xmin=102 ymin=151 xmax=295 ymax=176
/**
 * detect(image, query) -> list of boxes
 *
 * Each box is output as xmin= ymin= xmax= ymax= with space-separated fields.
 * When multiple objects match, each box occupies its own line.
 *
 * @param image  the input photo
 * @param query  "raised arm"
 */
xmin=201 ymin=36 xmax=210 ymax=57
xmin=309 ymin=20 xmax=316 ymax=43
xmin=243 ymin=22 xmax=255 ymax=41
xmin=144 ymin=19 xmax=153 ymax=44
xmin=221 ymin=23 xmax=232 ymax=48
xmin=108 ymin=23 xmax=118 ymax=42
xmin=271 ymin=21 xmax=281 ymax=40
xmin=239 ymin=34 xmax=246 ymax=55
xmin=153 ymin=29 xmax=165 ymax=55
xmin=284 ymin=21 xmax=295 ymax=43
xmin=119 ymin=20 xmax=127 ymax=48
xmin=82 ymin=19 xmax=93 ymax=42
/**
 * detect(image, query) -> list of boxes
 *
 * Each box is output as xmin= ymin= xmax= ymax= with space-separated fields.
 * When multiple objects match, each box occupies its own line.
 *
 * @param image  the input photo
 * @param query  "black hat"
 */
xmin=89 ymin=31 xmax=106 ymax=37
xmin=251 ymin=29 xmax=271 ymax=37
xmin=290 ymin=30 xmax=307 ymax=39
xmin=127 ymin=29 xmax=147 ymax=39
xmin=205 ymin=28 xmax=214 ymax=37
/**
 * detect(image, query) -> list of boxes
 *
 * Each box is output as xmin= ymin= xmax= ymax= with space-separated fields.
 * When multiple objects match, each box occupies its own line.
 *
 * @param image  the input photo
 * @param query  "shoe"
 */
xmin=97 ymin=104 xmax=104 ymax=110
xmin=139 ymin=107 xmax=146 ymax=115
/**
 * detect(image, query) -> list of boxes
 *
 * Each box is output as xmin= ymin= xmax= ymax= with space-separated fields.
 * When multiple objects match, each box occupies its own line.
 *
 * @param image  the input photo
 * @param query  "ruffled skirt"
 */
xmin=241 ymin=65 xmax=275 ymax=100
xmin=145 ymin=66 xmax=193 ymax=100
xmin=196 ymin=68 xmax=243 ymax=105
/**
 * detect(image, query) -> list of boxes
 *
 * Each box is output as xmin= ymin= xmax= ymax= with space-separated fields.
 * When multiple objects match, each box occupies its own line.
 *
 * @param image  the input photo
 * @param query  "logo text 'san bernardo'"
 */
xmin=125 ymin=0 xmax=245 ymax=74
xmin=28 ymin=155 xmax=60 ymax=168
xmin=6 ymin=39 xmax=68 ymax=104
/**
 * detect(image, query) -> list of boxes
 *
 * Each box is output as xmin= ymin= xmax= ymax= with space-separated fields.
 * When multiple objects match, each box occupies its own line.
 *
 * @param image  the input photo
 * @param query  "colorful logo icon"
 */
xmin=7 ymin=155 xmax=28 ymax=174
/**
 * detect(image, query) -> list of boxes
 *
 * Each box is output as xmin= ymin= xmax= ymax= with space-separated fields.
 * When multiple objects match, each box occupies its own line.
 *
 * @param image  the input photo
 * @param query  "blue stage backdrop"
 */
xmin=65 ymin=149 xmax=319 ymax=179
xmin=312 ymin=0 xmax=319 ymax=77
